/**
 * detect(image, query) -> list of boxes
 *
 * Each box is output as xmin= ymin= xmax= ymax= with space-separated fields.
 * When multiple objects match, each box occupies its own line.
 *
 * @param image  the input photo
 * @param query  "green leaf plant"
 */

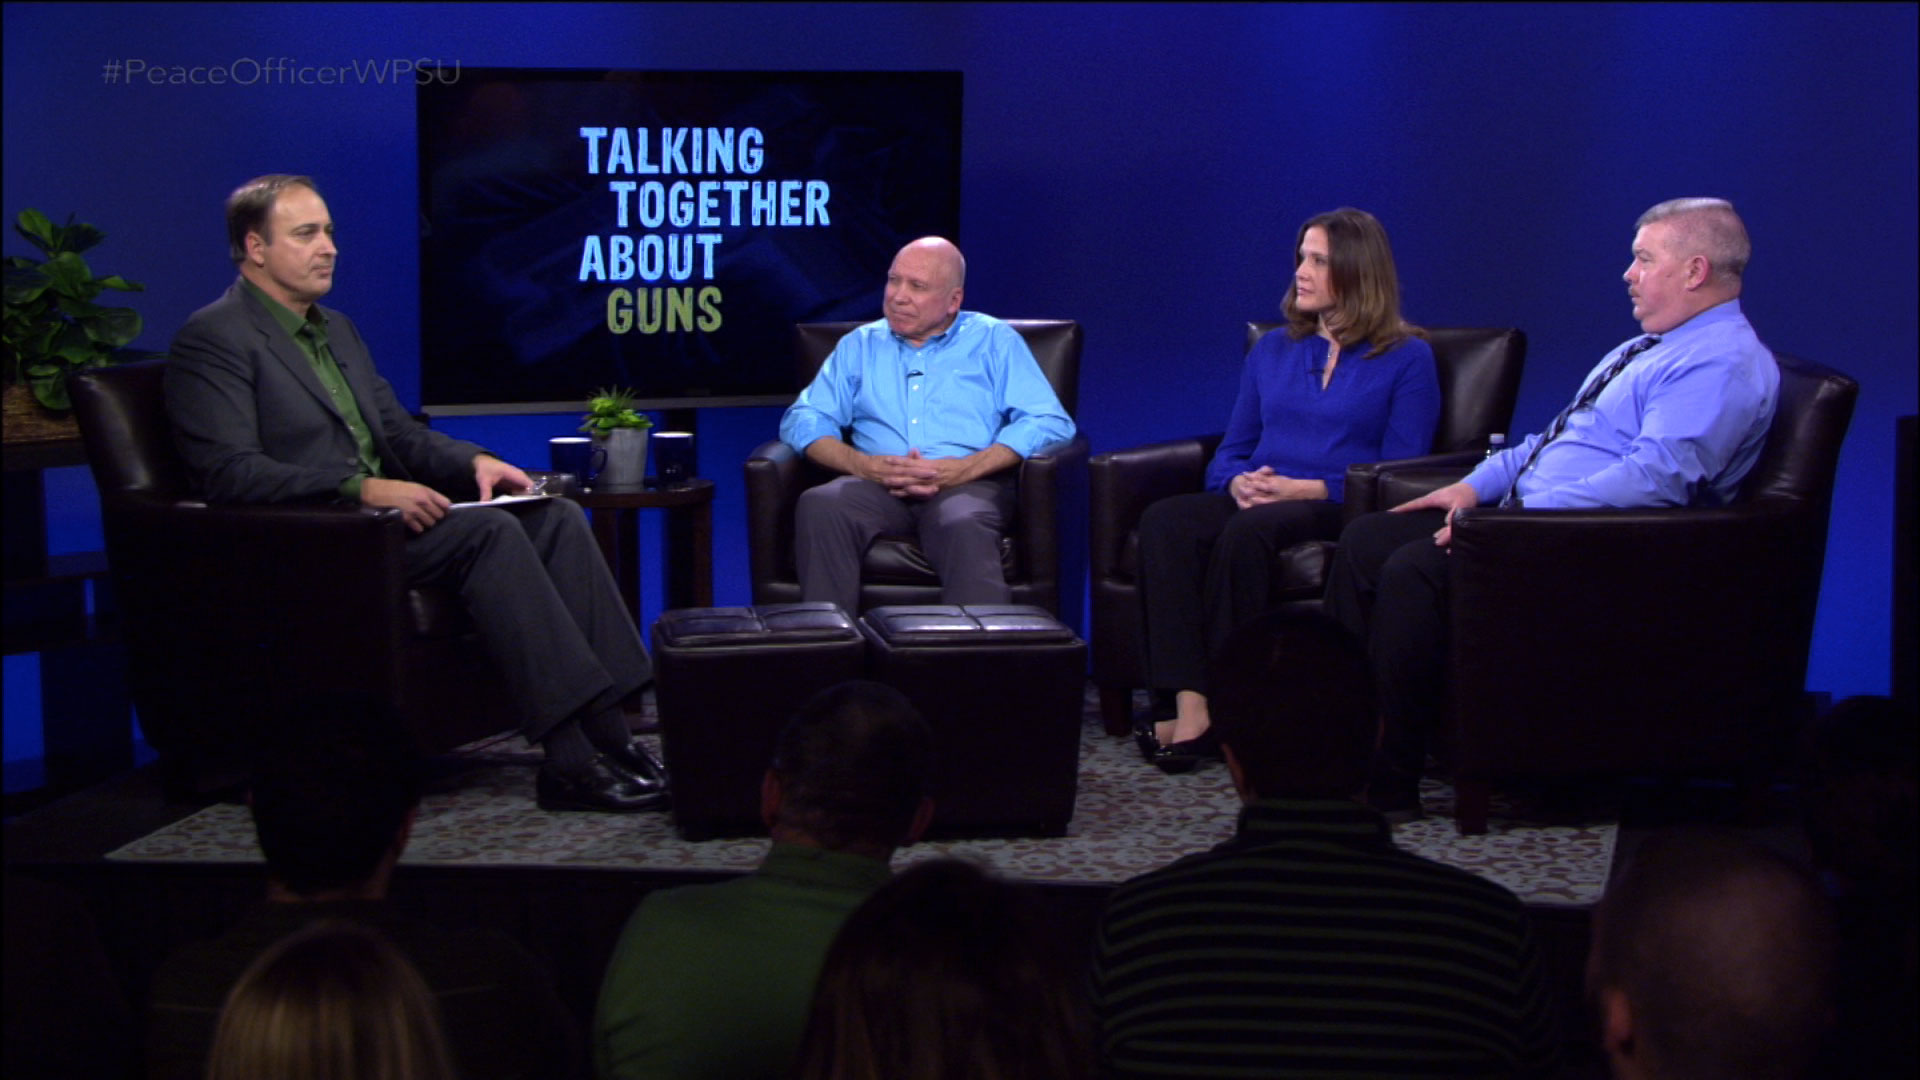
xmin=579 ymin=386 xmax=655 ymax=436
xmin=3 ymin=209 xmax=158 ymax=411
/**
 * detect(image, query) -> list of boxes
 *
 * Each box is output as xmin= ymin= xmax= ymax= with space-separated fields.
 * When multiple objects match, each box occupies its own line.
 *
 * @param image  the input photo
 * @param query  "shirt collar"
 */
xmin=758 ymin=841 xmax=895 ymax=891
xmin=890 ymin=310 xmax=971 ymax=351
xmin=1234 ymin=796 xmax=1394 ymax=848
xmin=1654 ymin=297 xmax=1744 ymax=345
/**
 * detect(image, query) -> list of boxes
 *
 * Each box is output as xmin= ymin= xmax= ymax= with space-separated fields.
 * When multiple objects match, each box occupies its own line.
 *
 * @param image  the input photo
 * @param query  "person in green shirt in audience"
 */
xmin=593 ymin=680 xmax=934 ymax=1080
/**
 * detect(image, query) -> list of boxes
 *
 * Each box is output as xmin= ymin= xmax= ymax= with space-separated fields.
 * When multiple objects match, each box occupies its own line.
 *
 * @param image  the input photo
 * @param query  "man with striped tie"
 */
xmin=1324 ymin=198 xmax=1780 ymax=817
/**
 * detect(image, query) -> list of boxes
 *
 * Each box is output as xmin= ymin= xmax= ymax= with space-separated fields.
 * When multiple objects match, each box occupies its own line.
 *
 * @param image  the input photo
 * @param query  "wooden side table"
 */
xmin=566 ymin=478 xmax=715 ymax=622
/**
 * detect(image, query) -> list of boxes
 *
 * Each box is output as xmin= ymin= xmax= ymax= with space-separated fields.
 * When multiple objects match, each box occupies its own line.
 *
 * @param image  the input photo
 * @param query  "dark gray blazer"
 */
xmin=166 ymin=280 xmax=485 ymax=503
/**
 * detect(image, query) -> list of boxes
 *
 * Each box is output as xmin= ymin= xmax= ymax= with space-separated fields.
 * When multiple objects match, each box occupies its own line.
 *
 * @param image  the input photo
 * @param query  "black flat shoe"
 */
xmin=537 ymin=753 xmax=670 ymax=813
xmin=1145 ymin=726 xmax=1219 ymax=774
xmin=1133 ymin=717 xmax=1165 ymax=763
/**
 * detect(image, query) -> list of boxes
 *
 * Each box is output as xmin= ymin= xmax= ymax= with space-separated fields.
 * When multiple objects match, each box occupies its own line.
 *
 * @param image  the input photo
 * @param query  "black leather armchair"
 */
xmin=1404 ymin=351 xmax=1858 ymax=833
xmin=744 ymin=320 xmax=1088 ymax=626
xmin=1088 ymin=326 xmax=1526 ymax=733
xmin=69 ymin=361 xmax=518 ymax=792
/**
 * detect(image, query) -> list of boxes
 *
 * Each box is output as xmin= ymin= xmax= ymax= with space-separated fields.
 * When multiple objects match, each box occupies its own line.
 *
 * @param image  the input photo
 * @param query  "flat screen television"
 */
xmin=418 ymin=69 xmax=963 ymax=413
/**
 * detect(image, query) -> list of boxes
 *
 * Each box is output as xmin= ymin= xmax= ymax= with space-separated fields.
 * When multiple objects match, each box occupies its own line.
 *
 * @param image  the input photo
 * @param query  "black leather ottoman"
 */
xmin=858 ymin=605 xmax=1086 ymax=837
xmin=652 ymin=603 xmax=866 ymax=840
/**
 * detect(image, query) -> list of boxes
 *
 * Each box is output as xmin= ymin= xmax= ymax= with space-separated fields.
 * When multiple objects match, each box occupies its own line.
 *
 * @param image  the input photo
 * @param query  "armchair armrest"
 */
xmin=1089 ymin=434 xmax=1221 ymax=578
xmin=1346 ymin=451 xmax=1482 ymax=517
xmin=105 ymin=494 xmax=415 ymax=668
xmin=1449 ymin=500 xmax=1819 ymax=619
xmin=744 ymin=439 xmax=837 ymax=597
xmin=1445 ymin=500 xmax=1822 ymax=766
xmin=1015 ymin=435 xmax=1089 ymax=605
xmin=97 ymin=495 xmax=427 ymax=757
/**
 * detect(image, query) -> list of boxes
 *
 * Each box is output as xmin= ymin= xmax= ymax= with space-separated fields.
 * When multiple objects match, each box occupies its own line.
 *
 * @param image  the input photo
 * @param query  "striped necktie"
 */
xmin=1501 ymin=334 xmax=1661 ymax=506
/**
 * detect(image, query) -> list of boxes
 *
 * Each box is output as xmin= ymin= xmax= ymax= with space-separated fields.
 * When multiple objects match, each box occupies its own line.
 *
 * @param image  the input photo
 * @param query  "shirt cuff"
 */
xmin=1462 ymin=469 xmax=1503 ymax=505
xmin=784 ymin=421 xmax=838 ymax=456
xmin=340 ymin=474 xmax=366 ymax=501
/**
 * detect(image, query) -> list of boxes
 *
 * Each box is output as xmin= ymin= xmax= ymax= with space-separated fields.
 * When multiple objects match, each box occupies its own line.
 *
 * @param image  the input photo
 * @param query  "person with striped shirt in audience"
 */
xmin=1089 ymin=610 xmax=1559 ymax=1078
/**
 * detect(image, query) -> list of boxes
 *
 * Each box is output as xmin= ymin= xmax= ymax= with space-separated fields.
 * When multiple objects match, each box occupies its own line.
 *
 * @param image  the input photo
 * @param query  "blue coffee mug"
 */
xmin=653 ymin=430 xmax=695 ymax=487
xmin=549 ymin=437 xmax=606 ymax=483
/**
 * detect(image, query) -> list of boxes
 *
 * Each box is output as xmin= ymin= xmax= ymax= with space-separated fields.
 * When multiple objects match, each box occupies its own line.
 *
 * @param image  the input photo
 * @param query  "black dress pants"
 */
xmin=403 ymin=498 xmax=651 ymax=743
xmin=1322 ymin=508 xmax=1450 ymax=777
xmin=1137 ymin=492 xmax=1344 ymax=694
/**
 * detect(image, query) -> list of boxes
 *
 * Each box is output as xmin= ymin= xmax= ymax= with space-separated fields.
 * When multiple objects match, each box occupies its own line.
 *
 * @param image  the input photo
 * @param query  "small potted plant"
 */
xmin=4 ymin=209 xmax=156 ymax=439
xmin=579 ymin=386 xmax=653 ymax=486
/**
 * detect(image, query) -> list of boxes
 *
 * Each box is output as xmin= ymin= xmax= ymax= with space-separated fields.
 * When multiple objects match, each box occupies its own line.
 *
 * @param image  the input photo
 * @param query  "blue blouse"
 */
xmin=1206 ymin=330 xmax=1441 ymax=501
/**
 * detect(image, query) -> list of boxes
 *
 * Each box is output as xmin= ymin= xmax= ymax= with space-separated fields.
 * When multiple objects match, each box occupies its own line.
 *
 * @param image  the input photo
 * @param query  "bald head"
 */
xmin=898 ymin=236 xmax=965 ymax=287
xmin=884 ymin=237 xmax=966 ymax=346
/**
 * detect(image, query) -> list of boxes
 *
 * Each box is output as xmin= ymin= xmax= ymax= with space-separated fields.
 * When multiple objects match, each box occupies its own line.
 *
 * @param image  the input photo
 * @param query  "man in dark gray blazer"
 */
xmin=166 ymin=174 xmax=666 ymax=812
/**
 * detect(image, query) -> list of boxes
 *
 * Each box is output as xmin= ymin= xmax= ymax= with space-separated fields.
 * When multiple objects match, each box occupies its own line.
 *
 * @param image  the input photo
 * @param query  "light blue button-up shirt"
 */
xmin=779 ymin=312 xmax=1075 ymax=461
xmin=1464 ymin=299 xmax=1779 ymax=509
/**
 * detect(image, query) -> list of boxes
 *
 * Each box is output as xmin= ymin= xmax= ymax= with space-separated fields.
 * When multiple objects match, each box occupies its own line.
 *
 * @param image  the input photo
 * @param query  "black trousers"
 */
xmin=1322 ymin=508 xmax=1450 ymax=776
xmin=403 ymin=498 xmax=651 ymax=742
xmin=1137 ymin=492 xmax=1345 ymax=694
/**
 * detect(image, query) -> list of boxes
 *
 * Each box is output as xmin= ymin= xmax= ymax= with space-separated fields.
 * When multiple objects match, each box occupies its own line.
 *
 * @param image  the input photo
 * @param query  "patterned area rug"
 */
xmin=107 ymin=690 xmax=1617 ymax=908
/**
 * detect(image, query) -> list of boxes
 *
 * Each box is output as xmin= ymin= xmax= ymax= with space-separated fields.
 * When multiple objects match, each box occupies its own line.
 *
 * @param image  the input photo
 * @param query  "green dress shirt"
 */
xmin=593 ymin=843 xmax=894 ymax=1080
xmin=241 ymin=278 xmax=382 ymax=499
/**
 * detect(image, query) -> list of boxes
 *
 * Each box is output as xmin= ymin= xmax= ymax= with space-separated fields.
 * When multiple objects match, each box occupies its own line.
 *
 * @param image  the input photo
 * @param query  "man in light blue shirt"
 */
xmin=778 ymin=237 xmax=1075 ymax=614
xmin=1325 ymin=199 xmax=1780 ymax=816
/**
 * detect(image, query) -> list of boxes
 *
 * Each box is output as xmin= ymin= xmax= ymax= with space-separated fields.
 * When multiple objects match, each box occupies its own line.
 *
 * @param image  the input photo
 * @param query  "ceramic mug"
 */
xmin=653 ymin=431 xmax=695 ymax=487
xmin=549 ymin=437 xmax=606 ymax=483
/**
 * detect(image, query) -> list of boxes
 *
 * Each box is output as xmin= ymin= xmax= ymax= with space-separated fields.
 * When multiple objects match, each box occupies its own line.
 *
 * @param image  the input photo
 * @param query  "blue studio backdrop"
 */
xmin=5 ymin=2 xmax=1915 ymax=764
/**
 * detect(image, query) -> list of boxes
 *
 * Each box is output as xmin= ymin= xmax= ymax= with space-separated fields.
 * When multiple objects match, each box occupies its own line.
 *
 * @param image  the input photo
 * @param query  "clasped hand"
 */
xmin=865 ymin=448 xmax=965 ymax=499
xmin=1230 ymin=466 xmax=1321 ymax=509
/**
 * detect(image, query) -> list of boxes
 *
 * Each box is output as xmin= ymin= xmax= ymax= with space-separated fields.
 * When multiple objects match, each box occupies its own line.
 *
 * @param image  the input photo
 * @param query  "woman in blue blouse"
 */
xmin=1136 ymin=208 xmax=1440 ymax=772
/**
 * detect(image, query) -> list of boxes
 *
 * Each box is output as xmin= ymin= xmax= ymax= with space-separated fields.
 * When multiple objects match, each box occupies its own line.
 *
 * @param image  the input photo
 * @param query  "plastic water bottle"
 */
xmin=1483 ymin=433 xmax=1507 ymax=460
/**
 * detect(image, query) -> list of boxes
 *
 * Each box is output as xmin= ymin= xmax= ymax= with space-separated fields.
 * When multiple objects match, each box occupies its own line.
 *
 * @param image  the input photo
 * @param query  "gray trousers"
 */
xmin=403 ymin=498 xmax=650 ymax=742
xmin=794 ymin=474 xmax=1016 ymax=615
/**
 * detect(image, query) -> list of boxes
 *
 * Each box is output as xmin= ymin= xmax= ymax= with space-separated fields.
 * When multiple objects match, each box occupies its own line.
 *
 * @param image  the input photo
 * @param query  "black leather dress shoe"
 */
xmin=601 ymin=737 xmax=670 ymax=789
xmin=537 ymin=753 xmax=670 ymax=813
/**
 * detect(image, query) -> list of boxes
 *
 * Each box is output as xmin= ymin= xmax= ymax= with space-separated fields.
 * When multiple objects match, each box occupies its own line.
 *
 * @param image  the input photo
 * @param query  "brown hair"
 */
xmin=205 ymin=920 xmax=455 ymax=1080
xmin=793 ymin=859 xmax=1092 ymax=1080
xmin=1281 ymin=207 xmax=1423 ymax=357
xmin=225 ymin=174 xmax=319 ymax=264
